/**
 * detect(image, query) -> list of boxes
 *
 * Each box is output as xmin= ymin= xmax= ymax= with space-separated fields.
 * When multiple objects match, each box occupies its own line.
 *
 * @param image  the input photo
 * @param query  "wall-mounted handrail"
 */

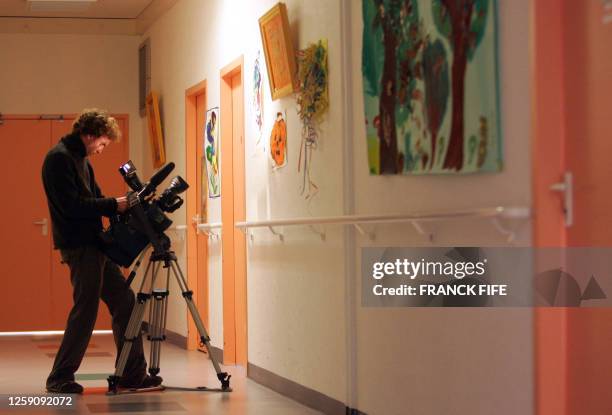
xmin=168 ymin=224 xmax=187 ymax=241
xmin=196 ymin=222 xmax=222 ymax=239
xmin=196 ymin=222 xmax=222 ymax=230
xmin=234 ymin=206 xmax=530 ymax=242
xmin=235 ymin=207 xmax=529 ymax=228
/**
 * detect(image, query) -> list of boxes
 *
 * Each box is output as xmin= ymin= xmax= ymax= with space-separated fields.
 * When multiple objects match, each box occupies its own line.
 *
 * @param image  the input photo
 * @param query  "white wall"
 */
xmin=141 ymin=0 xmax=348 ymax=402
xmin=0 ymin=34 xmax=142 ymax=165
xmin=349 ymin=0 xmax=533 ymax=414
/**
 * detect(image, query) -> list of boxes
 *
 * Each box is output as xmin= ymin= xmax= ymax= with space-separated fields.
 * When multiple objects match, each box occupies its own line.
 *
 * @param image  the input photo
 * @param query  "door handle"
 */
xmin=550 ymin=171 xmax=573 ymax=227
xmin=33 ymin=218 xmax=48 ymax=236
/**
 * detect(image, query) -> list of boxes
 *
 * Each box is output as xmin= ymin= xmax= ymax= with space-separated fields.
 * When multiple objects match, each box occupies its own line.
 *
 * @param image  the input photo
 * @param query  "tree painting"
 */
xmin=363 ymin=0 xmax=423 ymax=174
xmin=433 ymin=0 xmax=489 ymax=170
xmin=373 ymin=0 xmax=399 ymax=173
xmin=369 ymin=0 xmax=424 ymax=174
xmin=362 ymin=0 xmax=501 ymax=175
xmin=422 ymin=39 xmax=449 ymax=169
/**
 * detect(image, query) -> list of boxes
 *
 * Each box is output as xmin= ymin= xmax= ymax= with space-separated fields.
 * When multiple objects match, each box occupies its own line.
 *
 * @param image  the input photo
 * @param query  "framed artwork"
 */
xmin=145 ymin=91 xmax=166 ymax=168
xmin=204 ymin=107 xmax=220 ymax=198
xmin=361 ymin=0 xmax=502 ymax=175
xmin=259 ymin=2 xmax=297 ymax=100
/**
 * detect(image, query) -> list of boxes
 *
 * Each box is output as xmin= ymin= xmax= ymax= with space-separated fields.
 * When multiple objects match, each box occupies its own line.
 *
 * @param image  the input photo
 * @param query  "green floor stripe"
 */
xmin=75 ymin=373 xmax=112 ymax=381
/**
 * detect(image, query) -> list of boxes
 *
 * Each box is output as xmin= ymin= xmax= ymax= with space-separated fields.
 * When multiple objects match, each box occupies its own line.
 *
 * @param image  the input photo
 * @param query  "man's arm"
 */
xmin=94 ymin=181 xmax=104 ymax=198
xmin=88 ymin=161 xmax=106 ymax=199
xmin=43 ymin=152 xmax=118 ymax=218
xmin=92 ymin=175 xmax=128 ymax=213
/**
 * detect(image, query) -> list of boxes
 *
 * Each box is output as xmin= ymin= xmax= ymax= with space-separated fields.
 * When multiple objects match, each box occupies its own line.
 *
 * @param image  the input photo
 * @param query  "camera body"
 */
xmin=100 ymin=160 xmax=189 ymax=267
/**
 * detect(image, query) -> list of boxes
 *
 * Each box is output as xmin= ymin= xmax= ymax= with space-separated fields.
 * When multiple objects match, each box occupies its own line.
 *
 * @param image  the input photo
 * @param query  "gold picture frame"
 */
xmin=259 ymin=2 xmax=297 ymax=100
xmin=145 ymin=91 xmax=166 ymax=168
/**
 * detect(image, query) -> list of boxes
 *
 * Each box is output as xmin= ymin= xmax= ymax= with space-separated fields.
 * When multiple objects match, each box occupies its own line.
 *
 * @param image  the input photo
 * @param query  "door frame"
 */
xmin=185 ymin=80 xmax=209 ymax=350
xmin=220 ymin=56 xmax=247 ymax=365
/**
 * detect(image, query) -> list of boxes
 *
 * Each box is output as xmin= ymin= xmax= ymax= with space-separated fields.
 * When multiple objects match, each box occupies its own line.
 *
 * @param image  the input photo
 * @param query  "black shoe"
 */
xmin=46 ymin=381 xmax=83 ymax=394
xmin=118 ymin=374 xmax=163 ymax=389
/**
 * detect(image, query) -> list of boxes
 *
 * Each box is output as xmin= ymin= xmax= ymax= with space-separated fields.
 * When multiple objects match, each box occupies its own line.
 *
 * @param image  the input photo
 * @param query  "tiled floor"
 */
xmin=0 ymin=333 xmax=321 ymax=414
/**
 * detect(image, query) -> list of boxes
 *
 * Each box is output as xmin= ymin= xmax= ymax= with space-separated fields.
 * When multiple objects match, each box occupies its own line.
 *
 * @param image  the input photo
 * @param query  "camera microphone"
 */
xmin=138 ymin=162 xmax=175 ymax=199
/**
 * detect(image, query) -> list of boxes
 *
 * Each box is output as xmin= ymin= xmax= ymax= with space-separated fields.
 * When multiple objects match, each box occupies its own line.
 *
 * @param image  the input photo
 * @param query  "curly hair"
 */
xmin=72 ymin=108 xmax=121 ymax=141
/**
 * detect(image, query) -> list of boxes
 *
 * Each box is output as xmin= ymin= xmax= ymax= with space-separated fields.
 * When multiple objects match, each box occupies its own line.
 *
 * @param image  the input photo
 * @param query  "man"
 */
xmin=42 ymin=109 xmax=162 ymax=394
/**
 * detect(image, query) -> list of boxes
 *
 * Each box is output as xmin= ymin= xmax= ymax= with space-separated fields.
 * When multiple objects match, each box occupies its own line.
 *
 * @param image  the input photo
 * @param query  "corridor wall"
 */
xmin=140 ymin=0 xmax=348 ymax=403
xmin=0 ymin=0 xmax=536 ymax=412
xmin=0 ymin=33 xmax=142 ymax=168
xmin=348 ymin=0 xmax=534 ymax=414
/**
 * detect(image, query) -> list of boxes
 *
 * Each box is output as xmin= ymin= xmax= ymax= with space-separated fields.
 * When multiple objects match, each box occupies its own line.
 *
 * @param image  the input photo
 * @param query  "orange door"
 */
xmin=49 ymin=117 xmax=129 ymax=331
xmin=562 ymin=1 xmax=612 ymax=413
xmin=532 ymin=1 xmax=568 ymax=414
xmin=0 ymin=119 xmax=53 ymax=331
xmin=220 ymin=58 xmax=247 ymax=365
xmin=185 ymin=81 xmax=209 ymax=351
xmin=534 ymin=1 xmax=612 ymax=414
xmin=195 ymin=92 xmax=210 ymax=350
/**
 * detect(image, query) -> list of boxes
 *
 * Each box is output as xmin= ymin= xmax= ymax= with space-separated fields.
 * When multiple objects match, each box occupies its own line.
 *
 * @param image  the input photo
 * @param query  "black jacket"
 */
xmin=42 ymin=132 xmax=118 ymax=249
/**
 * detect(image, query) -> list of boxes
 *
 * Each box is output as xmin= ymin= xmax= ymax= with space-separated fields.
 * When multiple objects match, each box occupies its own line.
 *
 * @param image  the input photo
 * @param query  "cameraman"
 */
xmin=42 ymin=109 xmax=162 ymax=394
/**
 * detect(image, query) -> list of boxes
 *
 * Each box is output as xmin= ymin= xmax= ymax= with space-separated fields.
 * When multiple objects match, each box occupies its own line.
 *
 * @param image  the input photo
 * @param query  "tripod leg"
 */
xmin=107 ymin=292 xmax=150 ymax=393
xmin=147 ymin=264 xmax=170 ymax=376
xmin=107 ymin=257 xmax=160 ymax=394
xmin=169 ymin=259 xmax=231 ymax=391
xmin=125 ymin=245 xmax=151 ymax=287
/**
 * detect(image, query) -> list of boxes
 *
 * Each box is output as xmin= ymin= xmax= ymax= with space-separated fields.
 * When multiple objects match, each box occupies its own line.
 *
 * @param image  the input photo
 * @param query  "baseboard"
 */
xmin=248 ymin=362 xmax=366 ymax=415
xmin=138 ymin=329 xmax=363 ymax=413
xmin=141 ymin=322 xmax=187 ymax=349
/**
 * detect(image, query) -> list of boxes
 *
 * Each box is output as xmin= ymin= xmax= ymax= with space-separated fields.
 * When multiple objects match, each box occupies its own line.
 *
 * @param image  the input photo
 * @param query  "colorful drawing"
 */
xmin=204 ymin=107 xmax=220 ymax=198
xmin=296 ymin=39 xmax=328 ymax=199
xmin=200 ymin=157 xmax=208 ymax=218
xmin=270 ymin=111 xmax=287 ymax=168
xmin=362 ymin=0 xmax=502 ymax=174
xmin=253 ymin=51 xmax=264 ymax=149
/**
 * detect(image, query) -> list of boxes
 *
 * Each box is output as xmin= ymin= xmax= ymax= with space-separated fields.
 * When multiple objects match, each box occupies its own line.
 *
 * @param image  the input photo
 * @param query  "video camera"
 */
xmin=100 ymin=160 xmax=189 ymax=267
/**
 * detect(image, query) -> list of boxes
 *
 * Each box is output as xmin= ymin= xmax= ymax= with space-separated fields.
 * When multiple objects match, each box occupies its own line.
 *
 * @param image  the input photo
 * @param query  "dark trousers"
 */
xmin=46 ymin=245 xmax=147 ymax=387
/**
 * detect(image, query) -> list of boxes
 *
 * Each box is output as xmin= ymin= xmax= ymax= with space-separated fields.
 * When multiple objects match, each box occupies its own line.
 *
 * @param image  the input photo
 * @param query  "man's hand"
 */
xmin=116 ymin=196 xmax=129 ymax=213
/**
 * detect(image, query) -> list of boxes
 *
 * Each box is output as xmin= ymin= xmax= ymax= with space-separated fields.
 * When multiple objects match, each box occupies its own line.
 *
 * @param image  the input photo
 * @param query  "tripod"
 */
xmin=107 ymin=245 xmax=232 ymax=394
